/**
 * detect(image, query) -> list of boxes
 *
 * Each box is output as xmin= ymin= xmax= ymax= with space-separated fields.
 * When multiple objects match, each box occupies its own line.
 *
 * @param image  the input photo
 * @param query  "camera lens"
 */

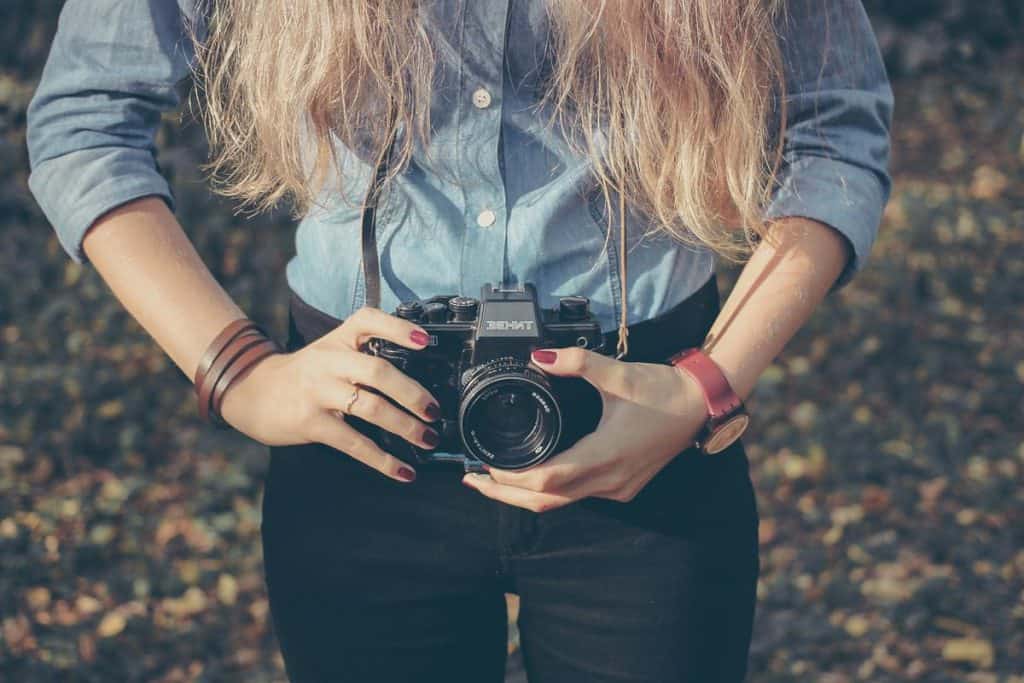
xmin=480 ymin=387 xmax=540 ymax=446
xmin=459 ymin=359 xmax=561 ymax=469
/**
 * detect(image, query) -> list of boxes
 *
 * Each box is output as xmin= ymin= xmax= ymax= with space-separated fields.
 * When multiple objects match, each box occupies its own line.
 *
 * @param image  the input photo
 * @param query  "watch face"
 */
xmin=704 ymin=414 xmax=750 ymax=455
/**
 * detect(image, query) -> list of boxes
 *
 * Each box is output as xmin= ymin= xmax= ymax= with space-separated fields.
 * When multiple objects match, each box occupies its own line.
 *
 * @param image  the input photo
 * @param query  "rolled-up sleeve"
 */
xmin=766 ymin=0 xmax=894 ymax=290
xmin=26 ymin=0 xmax=205 ymax=264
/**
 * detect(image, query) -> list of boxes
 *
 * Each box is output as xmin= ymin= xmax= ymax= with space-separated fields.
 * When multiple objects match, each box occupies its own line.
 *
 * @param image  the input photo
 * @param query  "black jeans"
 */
xmin=261 ymin=280 xmax=760 ymax=682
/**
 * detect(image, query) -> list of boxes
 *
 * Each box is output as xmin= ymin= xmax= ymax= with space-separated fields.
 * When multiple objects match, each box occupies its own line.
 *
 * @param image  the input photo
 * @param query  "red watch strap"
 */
xmin=669 ymin=348 xmax=743 ymax=419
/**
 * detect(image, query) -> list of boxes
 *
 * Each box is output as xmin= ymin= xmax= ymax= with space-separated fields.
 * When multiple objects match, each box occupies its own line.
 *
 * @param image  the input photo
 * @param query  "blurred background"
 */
xmin=1 ymin=1 xmax=1022 ymax=681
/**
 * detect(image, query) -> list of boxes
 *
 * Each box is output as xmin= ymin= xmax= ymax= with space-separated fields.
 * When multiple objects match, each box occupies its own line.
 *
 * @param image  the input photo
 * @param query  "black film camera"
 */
xmin=362 ymin=283 xmax=607 ymax=473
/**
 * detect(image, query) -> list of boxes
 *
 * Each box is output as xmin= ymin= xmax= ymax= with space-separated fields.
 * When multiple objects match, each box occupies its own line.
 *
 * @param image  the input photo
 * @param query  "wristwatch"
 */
xmin=667 ymin=347 xmax=749 ymax=455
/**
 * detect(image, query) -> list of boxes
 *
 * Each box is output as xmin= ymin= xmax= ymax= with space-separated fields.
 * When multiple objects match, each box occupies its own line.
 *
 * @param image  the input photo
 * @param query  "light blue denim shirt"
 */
xmin=27 ymin=0 xmax=892 ymax=333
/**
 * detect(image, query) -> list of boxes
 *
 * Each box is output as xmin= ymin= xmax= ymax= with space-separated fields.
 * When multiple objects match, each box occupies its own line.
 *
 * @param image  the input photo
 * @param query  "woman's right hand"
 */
xmin=218 ymin=307 xmax=440 ymax=482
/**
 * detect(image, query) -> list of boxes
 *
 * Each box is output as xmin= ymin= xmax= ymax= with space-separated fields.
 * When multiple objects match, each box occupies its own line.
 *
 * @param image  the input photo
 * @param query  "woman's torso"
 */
xmin=285 ymin=0 xmax=714 ymax=332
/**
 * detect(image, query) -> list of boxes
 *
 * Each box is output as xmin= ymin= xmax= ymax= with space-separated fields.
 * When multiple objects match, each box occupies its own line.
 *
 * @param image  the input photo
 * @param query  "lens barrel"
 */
xmin=458 ymin=358 xmax=562 ymax=469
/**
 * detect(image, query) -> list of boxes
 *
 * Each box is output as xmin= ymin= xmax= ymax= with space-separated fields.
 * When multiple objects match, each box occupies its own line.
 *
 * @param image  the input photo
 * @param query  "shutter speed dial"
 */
xmin=449 ymin=297 xmax=479 ymax=322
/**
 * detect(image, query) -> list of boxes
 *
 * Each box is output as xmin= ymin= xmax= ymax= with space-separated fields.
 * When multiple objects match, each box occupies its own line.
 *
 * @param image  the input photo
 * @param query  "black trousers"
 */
xmin=261 ymin=278 xmax=760 ymax=682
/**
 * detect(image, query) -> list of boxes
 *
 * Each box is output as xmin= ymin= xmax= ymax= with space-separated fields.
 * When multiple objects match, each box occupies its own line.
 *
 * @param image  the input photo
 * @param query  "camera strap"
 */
xmin=614 ymin=190 xmax=629 ymax=359
xmin=360 ymin=104 xmax=400 ymax=310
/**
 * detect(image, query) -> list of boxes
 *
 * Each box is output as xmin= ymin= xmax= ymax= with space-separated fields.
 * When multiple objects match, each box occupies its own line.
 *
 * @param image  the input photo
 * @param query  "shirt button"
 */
xmin=476 ymin=209 xmax=497 ymax=228
xmin=472 ymin=88 xmax=492 ymax=109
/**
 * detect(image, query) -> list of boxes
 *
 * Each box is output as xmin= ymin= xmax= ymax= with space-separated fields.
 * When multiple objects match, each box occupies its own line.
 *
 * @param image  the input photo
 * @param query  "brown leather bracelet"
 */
xmin=198 ymin=332 xmax=270 ymax=422
xmin=210 ymin=340 xmax=281 ymax=425
xmin=193 ymin=319 xmax=260 ymax=387
xmin=196 ymin=329 xmax=263 ymax=419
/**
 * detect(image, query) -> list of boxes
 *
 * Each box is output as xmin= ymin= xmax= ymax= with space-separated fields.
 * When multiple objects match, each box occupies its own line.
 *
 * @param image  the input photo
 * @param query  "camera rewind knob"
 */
xmin=558 ymin=295 xmax=590 ymax=321
xmin=396 ymin=301 xmax=424 ymax=321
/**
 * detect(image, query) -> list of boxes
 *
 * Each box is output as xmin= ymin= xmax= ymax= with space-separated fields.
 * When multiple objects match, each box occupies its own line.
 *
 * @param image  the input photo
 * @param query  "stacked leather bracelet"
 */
xmin=193 ymin=319 xmax=282 ymax=426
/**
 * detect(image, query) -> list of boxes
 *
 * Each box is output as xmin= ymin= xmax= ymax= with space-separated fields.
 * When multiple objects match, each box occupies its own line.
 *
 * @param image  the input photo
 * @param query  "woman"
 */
xmin=26 ymin=0 xmax=892 ymax=680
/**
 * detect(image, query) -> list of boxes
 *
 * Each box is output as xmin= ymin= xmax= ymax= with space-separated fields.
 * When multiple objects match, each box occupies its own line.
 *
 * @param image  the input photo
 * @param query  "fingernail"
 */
xmin=532 ymin=349 xmax=557 ymax=364
xmin=425 ymin=402 xmax=441 ymax=421
xmin=410 ymin=330 xmax=430 ymax=346
xmin=397 ymin=466 xmax=417 ymax=482
xmin=461 ymin=476 xmax=476 ymax=489
xmin=422 ymin=428 xmax=440 ymax=448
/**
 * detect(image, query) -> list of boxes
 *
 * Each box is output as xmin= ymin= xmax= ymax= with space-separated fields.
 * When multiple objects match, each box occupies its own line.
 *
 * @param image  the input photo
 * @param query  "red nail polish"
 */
xmin=532 ymin=349 xmax=557 ymax=364
xmin=425 ymin=402 xmax=441 ymax=421
xmin=422 ymin=428 xmax=440 ymax=448
xmin=397 ymin=466 xmax=416 ymax=482
xmin=410 ymin=330 xmax=430 ymax=346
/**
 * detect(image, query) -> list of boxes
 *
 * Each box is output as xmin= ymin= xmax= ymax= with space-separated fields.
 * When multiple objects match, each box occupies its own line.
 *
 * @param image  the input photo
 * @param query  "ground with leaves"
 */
xmin=1 ymin=27 xmax=1023 ymax=683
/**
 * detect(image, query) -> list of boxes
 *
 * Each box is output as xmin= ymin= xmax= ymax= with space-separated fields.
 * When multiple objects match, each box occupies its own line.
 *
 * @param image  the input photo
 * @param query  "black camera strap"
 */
xmin=360 ymin=106 xmax=400 ymax=310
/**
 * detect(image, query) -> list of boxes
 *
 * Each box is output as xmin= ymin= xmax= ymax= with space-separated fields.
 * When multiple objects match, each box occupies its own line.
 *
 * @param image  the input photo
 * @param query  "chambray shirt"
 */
xmin=27 ymin=0 xmax=892 ymax=333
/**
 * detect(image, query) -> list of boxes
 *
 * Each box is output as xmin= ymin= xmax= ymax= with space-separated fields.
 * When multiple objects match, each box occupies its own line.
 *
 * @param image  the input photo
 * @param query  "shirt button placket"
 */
xmin=458 ymin=2 xmax=511 ymax=295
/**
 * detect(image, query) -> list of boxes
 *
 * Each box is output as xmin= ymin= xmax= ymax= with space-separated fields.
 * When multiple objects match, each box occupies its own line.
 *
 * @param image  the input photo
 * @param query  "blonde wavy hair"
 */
xmin=186 ymin=0 xmax=786 ymax=263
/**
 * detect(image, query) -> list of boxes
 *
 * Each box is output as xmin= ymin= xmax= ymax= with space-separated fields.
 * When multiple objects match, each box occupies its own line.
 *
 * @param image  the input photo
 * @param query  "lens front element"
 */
xmin=459 ymin=359 xmax=562 ymax=469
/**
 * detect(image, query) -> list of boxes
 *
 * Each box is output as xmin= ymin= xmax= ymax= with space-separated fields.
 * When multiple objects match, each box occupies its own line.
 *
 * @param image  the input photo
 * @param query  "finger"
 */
xmin=541 ymin=429 xmax=679 ymax=503
xmin=313 ymin=415 xmax=418 ymax=482
xmin=488 ymin=431 xmax=614 ymax=497
xmin=341 ymin=351 xmax=440 ymax=422
xmin=311 ymin=414 xmax=417 ymax=483
xmin=461 ymin=473 xmax=575 ymax=513
xmin=530 ymin=346 xmax=626 ymax=392
xmin=540 ymin=429 xmax=607 ymax=467
xmin=326 ymin=306 xmax=431 ymax=351
xmin=485 ymin=460 xmax=581 ymax=494
xmin=320 ymin=378 xmax=439 ymax=450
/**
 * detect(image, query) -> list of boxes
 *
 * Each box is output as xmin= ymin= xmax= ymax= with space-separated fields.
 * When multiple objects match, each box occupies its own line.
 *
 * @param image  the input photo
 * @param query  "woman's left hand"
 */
xmin=461 ymin=346 xmax=709 ymax=512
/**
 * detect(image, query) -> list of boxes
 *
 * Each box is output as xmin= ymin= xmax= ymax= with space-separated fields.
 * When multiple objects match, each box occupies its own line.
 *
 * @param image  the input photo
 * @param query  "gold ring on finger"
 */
xmin=343 ymin=386 xmax=361 ymax=414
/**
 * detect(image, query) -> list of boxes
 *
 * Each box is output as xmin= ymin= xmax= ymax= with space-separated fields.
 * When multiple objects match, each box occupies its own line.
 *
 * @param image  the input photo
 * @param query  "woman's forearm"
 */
xmin=703 ymin=217 xmax=851 ymax=400
xmin=81 ymin=195 xmax=246 ymax=381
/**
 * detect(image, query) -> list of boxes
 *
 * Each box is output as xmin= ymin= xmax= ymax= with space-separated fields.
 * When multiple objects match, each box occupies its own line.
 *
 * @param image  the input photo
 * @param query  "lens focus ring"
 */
xmin=458 ymin=358 xmax=562 ymax=469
